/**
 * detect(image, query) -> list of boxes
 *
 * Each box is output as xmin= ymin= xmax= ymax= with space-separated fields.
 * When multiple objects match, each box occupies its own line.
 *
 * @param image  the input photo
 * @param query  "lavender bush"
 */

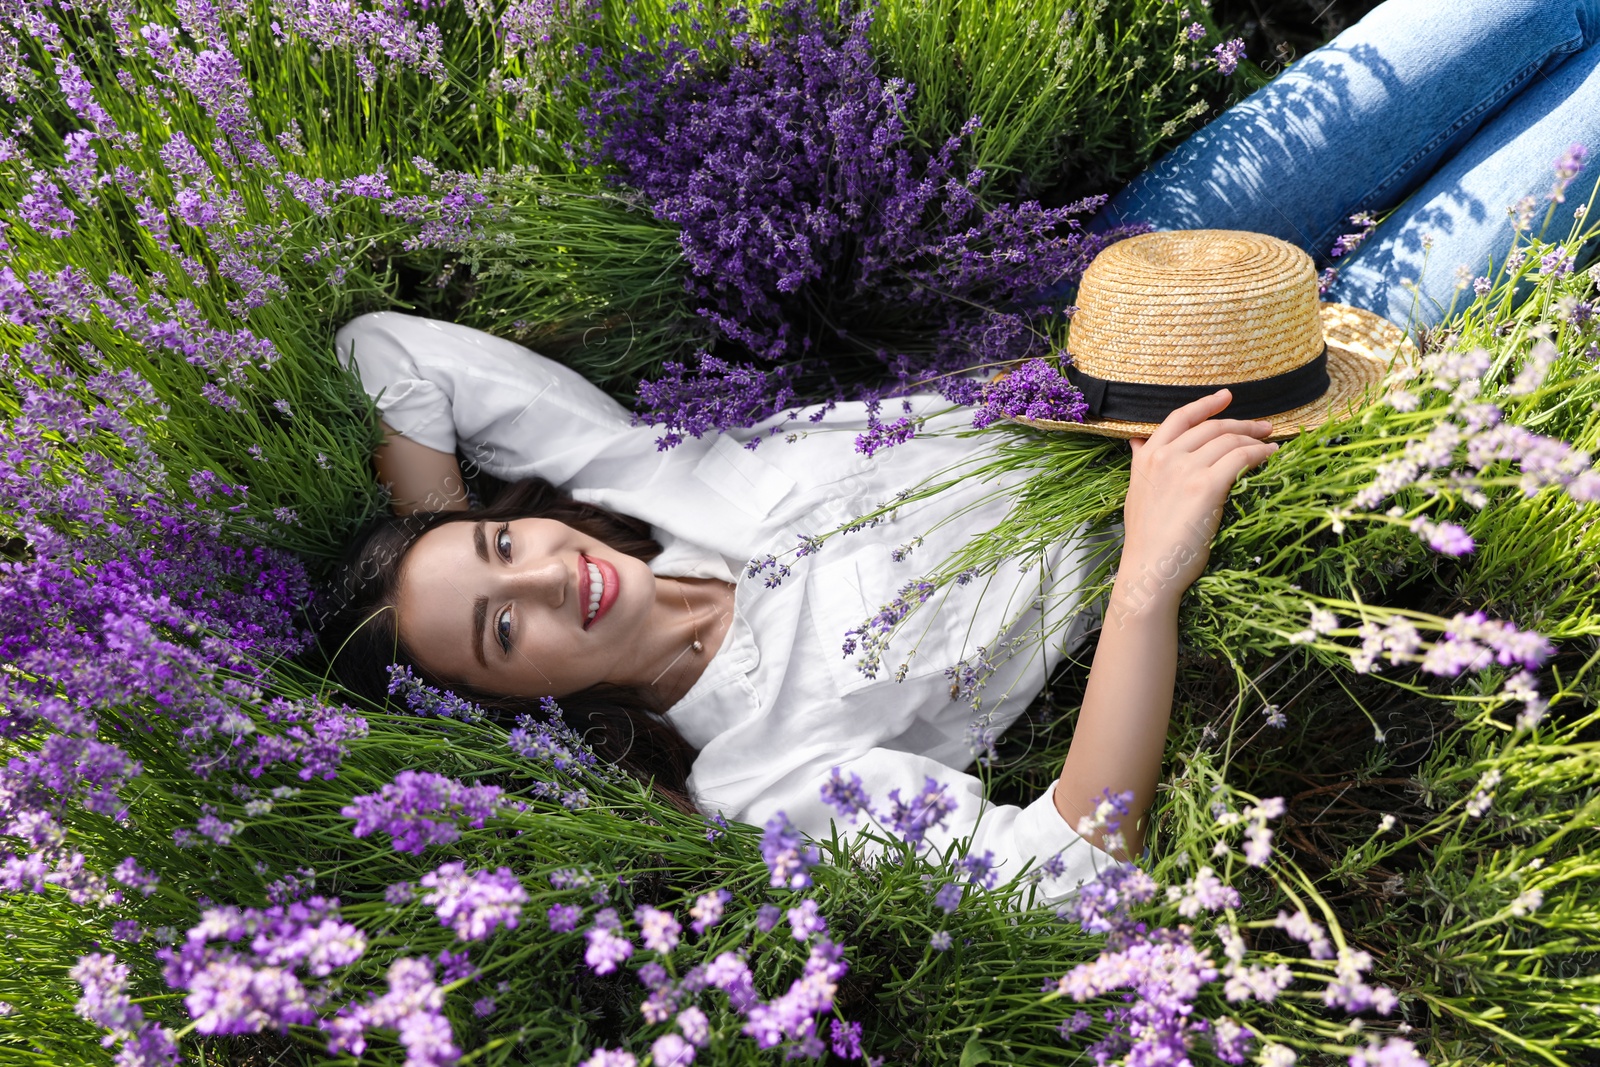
xmin=4 ymin=0 xmax=1600 ymax=1063
xmin=573 ymin=0 xmax=1146 ymax=443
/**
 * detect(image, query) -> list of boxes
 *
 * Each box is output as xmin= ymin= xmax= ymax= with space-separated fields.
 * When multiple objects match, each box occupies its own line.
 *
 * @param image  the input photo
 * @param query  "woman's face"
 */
xmin=394 ymin=517 xmax=659 ymax=698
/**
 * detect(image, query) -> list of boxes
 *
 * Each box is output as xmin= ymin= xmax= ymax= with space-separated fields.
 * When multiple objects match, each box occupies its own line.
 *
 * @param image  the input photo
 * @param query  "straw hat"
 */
xmin=1013 ymin=229 xmax=1412 ymax=441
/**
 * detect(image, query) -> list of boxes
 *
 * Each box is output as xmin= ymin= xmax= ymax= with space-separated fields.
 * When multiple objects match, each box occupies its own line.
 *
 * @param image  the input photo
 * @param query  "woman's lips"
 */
xmin=583 ymin=554 xmax=619 ymax=630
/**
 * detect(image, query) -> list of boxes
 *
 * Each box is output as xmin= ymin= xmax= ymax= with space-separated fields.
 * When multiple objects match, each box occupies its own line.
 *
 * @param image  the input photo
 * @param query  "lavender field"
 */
xmin=2 ymin=0 xmax=1599 ymax=1065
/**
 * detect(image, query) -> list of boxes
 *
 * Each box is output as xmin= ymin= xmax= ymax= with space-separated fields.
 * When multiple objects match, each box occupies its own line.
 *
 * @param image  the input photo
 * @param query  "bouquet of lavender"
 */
xmin=574 ymin=0 xmax=1147 ymax=444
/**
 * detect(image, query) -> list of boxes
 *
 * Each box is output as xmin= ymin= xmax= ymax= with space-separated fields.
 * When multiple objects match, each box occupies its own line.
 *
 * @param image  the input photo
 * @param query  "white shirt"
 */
xmin=337 ymin=311 xmax=1120 ymax=903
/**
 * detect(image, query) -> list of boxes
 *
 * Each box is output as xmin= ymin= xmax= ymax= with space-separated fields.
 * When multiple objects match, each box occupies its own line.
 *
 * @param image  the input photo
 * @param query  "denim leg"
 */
xmin=1091 ymin=0 xmax=1600 ymax=261
xmin=1326 ymin=42 xmax=1600 ymax=330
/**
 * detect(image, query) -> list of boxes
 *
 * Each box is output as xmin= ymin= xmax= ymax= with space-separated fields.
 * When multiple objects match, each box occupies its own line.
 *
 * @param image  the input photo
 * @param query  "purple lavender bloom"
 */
xmin=755 ymin=904 xmax=784 ymax=933
xmin=652 ymin=1034 xmax=696 ymax=1067
xmin=760 ymin=812 xmax=821 ymax=889
xmin=786 ymin=899 xmax=827 ymax=941
xmin=580 ymin=1 xmax=1137 ymax=444
xmin=831 ymin=1019 xmax=864 ymax=1059
xmin=584 ymin=910 xmax=635 ymax=975
xmin=883 ymin=777 xmax=958 ymax=849
xmin=933 ymin=883 xmax=965 ymax=914
xmin=957 ymin=850 xmax=999 ymax=890
xmin=418 ymin=864 xmax=526 ymax=941
xmin=158 ymin=898 xmax=366 ymax=1036
xmin=436 ymin=949 xmax=479 ymax=985
xmin=1168 ymin=866 xmax=1242 ymax=916
xmin=1349 ymin=1037 xmax=1429 ymax=1067
xmin=819 ymin=768 xmax=872 ymax=823
xmin=112 ymin=857 xmax=160 ymax=897
xmin=637 ymin=906 xmax=682 ymax=954
xmin=1551 ymin=143 xmax=1589 ymax=202
xmin=340 ymin=771 xmax=505 ymax=854
xmin=1185 ymin=22 xmax=1207 ymax=41
xmin=548 ymin=903 xmax=583 ymax=933
xmin=689 ymin=889 xmax=731 ymax=934
xmin=971 ymin=359 xmax=1088 ymax=429
xmin=677 ymin=1005 xmax=711 ymax=1046
xmin=1212 ymin=37 xmax=1248 ymax=75
xmin=854 ymin=415 xmax=918 ymax=458
xmin=1410 ymin=517 xmax=1475 ymax=556
xmin=929 ymin=930 xmax=953 ymax=951
xmin=386 ymin=665 xmax=487 ymax=723
xmin=473 ymin=996 xmax=496 ymax=1018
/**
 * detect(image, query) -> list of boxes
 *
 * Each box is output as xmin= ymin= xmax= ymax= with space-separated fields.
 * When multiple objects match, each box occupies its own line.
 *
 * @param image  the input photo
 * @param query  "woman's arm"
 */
xmin=1055 ymin=388 xmax=1279 ymax=859
xmin=374 ymin=420 xmax=471 ymax=515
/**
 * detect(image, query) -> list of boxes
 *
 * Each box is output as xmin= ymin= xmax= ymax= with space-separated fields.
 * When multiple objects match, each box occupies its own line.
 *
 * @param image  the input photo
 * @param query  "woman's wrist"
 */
xmin=1106 ymin=563 xmax=1186 ymax=626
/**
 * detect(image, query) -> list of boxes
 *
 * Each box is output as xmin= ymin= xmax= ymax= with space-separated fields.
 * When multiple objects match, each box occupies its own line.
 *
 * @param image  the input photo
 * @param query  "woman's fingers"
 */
xmin=1214 ymin=439 xmax=1280 ymax=482
xmin=1191 ymin=431 xmax=1277 ymax=469
xmin=1144 ymin=388 xmax=1236 ymax=448
xmin=1173 ymin=416 xmax=1274 ymax=454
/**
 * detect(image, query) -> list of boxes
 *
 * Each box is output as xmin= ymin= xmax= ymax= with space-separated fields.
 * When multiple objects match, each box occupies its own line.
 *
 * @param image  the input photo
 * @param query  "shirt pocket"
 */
xmin=692 ymin=434 xmax=797 ymax=520
xmin=807 ymin=554 xmax=961 ymax=699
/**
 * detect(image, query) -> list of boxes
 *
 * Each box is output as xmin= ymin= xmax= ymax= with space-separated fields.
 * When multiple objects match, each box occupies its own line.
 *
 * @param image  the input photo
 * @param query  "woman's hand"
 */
xmin=1056 ymin=388 xmax=1277 ymax=859
xmin=1114 ymin=388 xmax=1278 ymax=620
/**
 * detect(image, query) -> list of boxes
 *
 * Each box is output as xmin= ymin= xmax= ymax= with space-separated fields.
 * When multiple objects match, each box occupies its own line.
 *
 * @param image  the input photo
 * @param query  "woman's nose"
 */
xmin=503 ymin=555 xmax=568 ymax=607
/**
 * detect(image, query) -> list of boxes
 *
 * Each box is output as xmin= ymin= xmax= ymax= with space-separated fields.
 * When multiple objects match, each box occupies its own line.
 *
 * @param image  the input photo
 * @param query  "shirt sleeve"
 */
xmin=333 ymin=310 xmax=660 ymax=485
xmin=736 ymin=748 xmax=1120 ymax=907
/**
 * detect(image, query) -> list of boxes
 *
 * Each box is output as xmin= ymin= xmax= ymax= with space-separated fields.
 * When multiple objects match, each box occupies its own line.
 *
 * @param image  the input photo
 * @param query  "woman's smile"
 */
xmin=581 ymin=553 xmax=620 ymax=630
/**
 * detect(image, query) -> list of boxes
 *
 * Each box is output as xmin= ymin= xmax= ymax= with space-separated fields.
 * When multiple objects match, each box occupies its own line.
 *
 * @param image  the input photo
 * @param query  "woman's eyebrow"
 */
xmin=471 ymin=596 xmax=489 ymax=669
xmin=473 ymin=521 xmax=489 ymax=563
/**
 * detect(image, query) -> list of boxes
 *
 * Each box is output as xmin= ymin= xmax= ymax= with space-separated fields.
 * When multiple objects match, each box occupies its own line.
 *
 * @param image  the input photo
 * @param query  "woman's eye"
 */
xmin=495 ymin=525 xmax=512 ymax=561
xmin=496 ymin=608 xmax=512 ymax=653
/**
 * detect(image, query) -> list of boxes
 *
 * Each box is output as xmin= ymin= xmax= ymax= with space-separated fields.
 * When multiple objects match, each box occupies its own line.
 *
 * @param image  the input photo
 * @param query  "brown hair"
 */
xmin=317 ymin=477 xmax=701 ymax=814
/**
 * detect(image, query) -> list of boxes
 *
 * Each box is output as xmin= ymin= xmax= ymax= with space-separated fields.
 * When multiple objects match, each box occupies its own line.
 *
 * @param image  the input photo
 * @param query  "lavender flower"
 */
xmin=1410 ymin=516 xmax=1475 ymax=556
xmin=929 ymin=930 xmax=953 ymax=951
xmin=547 ymin=903 xmax=582 ymax=932
xmin=883 ymin=778 xmax=958 ymax=849
xmin=1349 ymin=1037 xmax=1428 ymax=1067
xmin=678 ymin=1005 xmax=711 ymax=1046
xmin=1550 ymin=143 xmax=1589 ymax=203
xmin=584 ymin=910 xmax=635 ymax=975
xmin=159 ymin=898 xmax=366 ymax=1036
xmin=819 ymin=768 xmax=872 ymax=823
xmin=341 ymin=771 xmax=505 ymax=854
xmin=1167 ymin=866 xmax=1241 ymax=916
xmin=637 ymin=906 xmax=682 ymax=954
xmin=786 ymin=899 xmax=827 ymax=941
xmin=1212 ymin=37 xmax=1247 ymax=75
xmin=1330 ymin=212 xmax=1378 ymax=259
xmin=580 ymin=1051 xmax=637 ymax=1067
xmin=760 ymin=812 xmax=821 ymax=889
xmin=970 ymin=359 xmax=1088 ymax=429
xmin=323 ymin=957 xmax=458 ymax=1065
xmin=652 ymin=1034 xmax=696 ymax=1067
xmin=580 ymin=0 xmax=1138 ymax=443
xmin=689 ymin=889 xmax=731 ymax=934
xmin=418 ymin=864 xmax=526 ymax=940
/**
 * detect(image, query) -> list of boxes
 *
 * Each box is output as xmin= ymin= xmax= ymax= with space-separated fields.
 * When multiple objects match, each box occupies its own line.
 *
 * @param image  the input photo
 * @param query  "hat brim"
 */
xmin=1011 ymin=302 xmax=1411 ymax=442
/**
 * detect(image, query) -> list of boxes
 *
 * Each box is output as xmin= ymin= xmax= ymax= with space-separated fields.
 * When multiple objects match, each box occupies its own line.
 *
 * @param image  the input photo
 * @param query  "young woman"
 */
xmin=326 ymin=0 xmax=1600 ymax=903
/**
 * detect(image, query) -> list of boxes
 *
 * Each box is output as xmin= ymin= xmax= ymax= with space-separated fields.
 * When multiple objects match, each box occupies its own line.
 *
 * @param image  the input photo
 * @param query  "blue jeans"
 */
xmin=1088 ymin=0 xmax=1600 ymax=330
